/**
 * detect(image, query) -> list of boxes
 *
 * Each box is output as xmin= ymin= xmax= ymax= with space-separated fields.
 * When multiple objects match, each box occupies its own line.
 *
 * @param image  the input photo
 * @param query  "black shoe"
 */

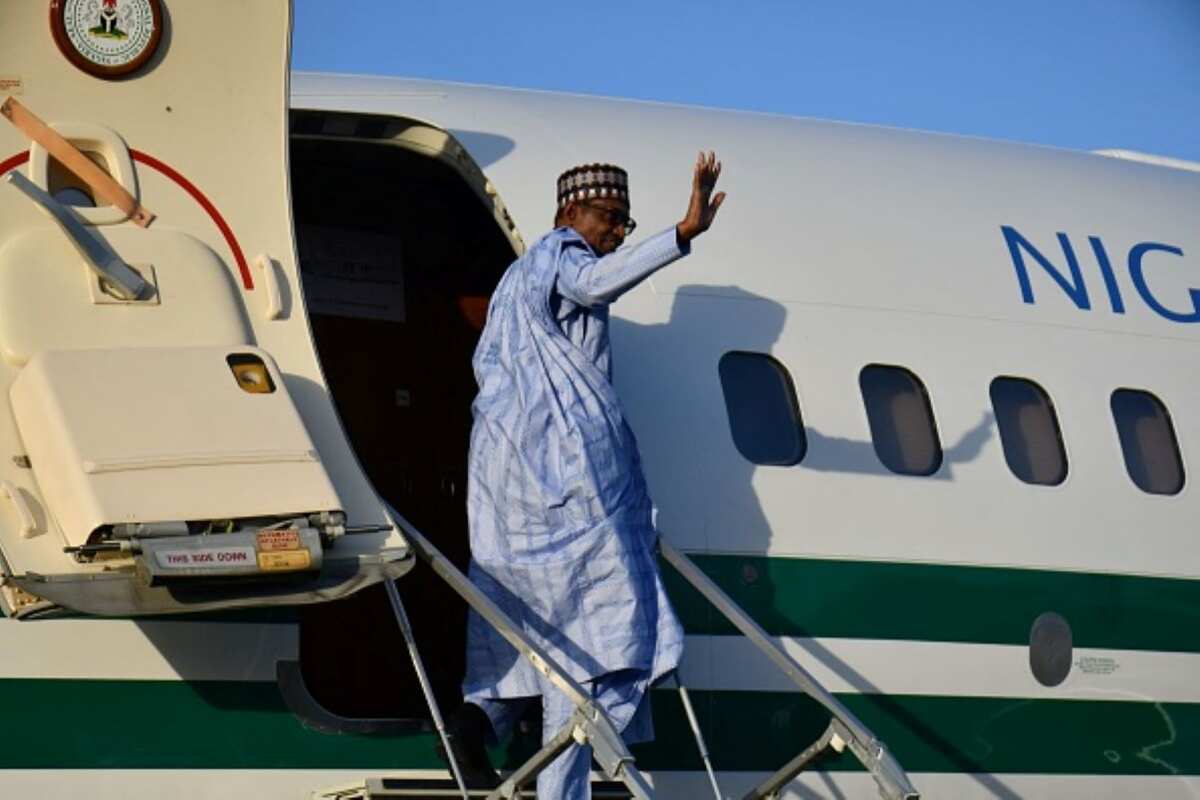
xmin=437 ymin=703 xmax=501 ymax=789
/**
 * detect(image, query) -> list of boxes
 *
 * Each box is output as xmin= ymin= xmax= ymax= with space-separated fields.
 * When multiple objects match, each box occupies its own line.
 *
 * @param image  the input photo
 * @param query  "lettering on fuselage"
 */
xmin=1002 ymin=225 xmax=1194 ymax=322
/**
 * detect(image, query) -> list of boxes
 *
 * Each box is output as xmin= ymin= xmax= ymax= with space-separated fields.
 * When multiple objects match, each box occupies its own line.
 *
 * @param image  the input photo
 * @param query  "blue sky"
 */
xmin=293 ymin=1 xmax=1200 ymax=162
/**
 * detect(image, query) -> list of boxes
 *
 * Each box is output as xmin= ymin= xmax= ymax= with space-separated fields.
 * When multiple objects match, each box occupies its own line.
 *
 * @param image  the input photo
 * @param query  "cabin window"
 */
xmin=718 ymin=351 xmax=805 ymax=466
xmin=859 ymin=364 xmax=942 ymax=476
xmin=989 ymin=377 xmax=1067 ymax=486
xmin=1110 ymin=389 xmax=1184 ymax=495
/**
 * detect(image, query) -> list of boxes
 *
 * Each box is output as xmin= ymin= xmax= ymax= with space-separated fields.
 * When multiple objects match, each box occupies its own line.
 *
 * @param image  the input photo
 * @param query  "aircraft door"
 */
xmin=0 ymin=1 xmax=409 ymax=617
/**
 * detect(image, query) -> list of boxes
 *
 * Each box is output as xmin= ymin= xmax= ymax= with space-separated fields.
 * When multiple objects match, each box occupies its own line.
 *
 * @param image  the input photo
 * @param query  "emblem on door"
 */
xmin=50 ymin=0 xmax=165 ymax=80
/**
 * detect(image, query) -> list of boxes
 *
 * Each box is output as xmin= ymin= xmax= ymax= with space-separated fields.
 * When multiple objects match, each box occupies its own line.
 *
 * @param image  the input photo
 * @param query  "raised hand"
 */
xmin=676 ymin=151 xmax=726 ymax=243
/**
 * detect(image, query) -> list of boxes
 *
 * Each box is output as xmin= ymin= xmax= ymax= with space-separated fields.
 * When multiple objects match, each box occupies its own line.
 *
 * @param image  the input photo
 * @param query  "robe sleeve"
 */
xmin=555 ymin=227 xmax=691 ymax=308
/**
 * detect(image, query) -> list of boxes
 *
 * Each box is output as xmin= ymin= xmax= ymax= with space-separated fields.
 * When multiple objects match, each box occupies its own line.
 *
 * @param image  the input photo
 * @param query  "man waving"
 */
xmin=452 ymin=153 xmax=726 ymax=798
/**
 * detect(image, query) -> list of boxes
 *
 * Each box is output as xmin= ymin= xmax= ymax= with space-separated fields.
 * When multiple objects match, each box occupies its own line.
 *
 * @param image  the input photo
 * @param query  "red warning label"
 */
xmin=257 ymin=529 xmax=302 ymax=552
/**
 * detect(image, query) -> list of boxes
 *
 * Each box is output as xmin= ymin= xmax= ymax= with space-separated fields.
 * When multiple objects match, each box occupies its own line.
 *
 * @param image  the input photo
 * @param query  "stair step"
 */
xmin=364 ymin=777 xmax=632 ymax=798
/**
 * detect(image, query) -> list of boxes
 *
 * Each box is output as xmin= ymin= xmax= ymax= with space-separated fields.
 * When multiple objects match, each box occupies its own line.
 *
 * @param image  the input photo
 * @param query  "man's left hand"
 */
xmin=676 ymin=151 xmax=726 ymax=244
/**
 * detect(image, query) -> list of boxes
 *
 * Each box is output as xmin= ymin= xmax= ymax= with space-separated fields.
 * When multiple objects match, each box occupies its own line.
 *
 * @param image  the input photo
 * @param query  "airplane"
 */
xmin=0 ymin=1 xmax=1197 ymax=798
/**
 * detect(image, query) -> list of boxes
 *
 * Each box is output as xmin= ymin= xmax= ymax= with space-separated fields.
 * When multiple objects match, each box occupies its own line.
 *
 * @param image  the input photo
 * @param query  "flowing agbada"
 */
xmin=463 ymin=224 xmax=689 ymax=789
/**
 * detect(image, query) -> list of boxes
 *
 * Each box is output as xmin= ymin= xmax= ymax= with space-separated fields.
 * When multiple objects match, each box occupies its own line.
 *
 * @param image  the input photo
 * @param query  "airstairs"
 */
xmin=317 ymin=512 xmax=919 ymax=800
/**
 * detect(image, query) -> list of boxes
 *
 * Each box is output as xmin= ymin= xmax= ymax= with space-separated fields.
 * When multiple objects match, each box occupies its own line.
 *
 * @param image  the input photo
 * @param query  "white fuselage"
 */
xmin=0 ymin=3 xmax=1198 ymax=795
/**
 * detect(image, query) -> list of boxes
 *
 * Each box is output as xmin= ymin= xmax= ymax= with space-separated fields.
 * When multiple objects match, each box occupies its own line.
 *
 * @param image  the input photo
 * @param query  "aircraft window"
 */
xmin=47 ymin=152 xmax=107 ymax=208
xmin=989 ymin=377 xmax=1067 ymax=486
xmin=718 ymin=351 xmax=806 ymax=466
xmin=859 ymin=365 xmax=942 ymax=476
xmin=1111 ymin=389 xmax=1184 ymax=495
xmin=52 ymin=187 xmax=96 ymax=208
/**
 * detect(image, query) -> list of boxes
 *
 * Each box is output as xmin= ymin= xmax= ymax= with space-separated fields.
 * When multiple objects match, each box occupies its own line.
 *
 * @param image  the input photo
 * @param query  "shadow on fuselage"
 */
xmin=613 ymin=284 xmax=1014 ymax=796
xmin=803 ymin=411 xmax=995 ymax=478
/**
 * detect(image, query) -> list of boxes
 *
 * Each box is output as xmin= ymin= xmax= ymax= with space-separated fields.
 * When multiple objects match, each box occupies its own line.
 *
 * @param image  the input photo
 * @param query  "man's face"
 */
xmin=565 ymin=198 xmax=632 ymax=255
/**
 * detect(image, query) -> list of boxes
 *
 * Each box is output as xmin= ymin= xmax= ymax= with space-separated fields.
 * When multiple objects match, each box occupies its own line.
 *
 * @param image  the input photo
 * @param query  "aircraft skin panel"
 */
xmin=0 ymin=616 xmax=294 ymax=681
xmin=0 ymin=616 xmax=1190 ymax=700
xmin=616 ymin=295 xmax=1200 ymax=578
xmin=0 ymin=669 xmax=1193 ymax=781
xmin=664 ymin=773 xmax=1200 ymax=800
xmin=666 ymin=555 xmax=1200 ymax=653
xmin=0 ymin=771 xmax=383 ymax=800
xmin=681 ymin=635 xmax=1200 ymax=703
xmin=289 ymin=74 xmax=1200 ymax=587
xmin=291 ymin=72 xmax=1200 ymax=341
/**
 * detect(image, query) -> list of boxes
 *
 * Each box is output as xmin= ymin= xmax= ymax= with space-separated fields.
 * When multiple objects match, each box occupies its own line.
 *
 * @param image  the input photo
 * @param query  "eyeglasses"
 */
xmin=580 ymin=202 xmax=637 ymax=233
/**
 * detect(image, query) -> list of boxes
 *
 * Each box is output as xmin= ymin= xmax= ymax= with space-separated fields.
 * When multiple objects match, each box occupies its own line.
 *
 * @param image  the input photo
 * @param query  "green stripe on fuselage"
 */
xmin=639 ymin=689 xmax=1196 ymax=775
xmin=0 ymin=679 xmax=1194 ymax=774
xmin=662 ymin=554 xmax=1200 ymax=652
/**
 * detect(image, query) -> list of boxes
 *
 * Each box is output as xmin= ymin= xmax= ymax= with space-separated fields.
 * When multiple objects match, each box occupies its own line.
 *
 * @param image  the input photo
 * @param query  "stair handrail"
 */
xmin=658 ymin=539 xmax=919 ymax=800
xmin=384 ymin=506 xmax=655 ymax=800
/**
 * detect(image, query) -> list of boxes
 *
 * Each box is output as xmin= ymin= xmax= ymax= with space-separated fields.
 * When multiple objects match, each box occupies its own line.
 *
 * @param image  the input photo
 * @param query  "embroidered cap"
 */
xmin=556 ymin=163 xmax=630 ymax=208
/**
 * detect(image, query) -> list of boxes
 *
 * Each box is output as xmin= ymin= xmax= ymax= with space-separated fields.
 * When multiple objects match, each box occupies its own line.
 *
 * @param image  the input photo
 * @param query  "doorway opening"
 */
xmin=289 ymin=111 xmax=520 ymax=720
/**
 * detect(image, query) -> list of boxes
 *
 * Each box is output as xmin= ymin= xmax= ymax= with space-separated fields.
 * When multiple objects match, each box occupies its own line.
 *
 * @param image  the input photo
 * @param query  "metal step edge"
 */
xmin=364 ymin=776 xmax=632 ymax=798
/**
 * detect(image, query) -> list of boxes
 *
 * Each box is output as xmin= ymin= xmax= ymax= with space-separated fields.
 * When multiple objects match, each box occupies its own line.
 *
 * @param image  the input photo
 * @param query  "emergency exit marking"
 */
xmin=155 ymin=546 xmax=255 ymax=569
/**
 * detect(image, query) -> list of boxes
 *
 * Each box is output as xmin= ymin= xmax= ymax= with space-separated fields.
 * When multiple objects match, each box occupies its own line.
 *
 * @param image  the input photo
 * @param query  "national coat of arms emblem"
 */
xmin=50 ymin=0 xmax=164 ymax=79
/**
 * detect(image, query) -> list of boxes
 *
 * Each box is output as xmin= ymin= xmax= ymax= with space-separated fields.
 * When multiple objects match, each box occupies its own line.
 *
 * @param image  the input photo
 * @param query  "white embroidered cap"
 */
xmin=556 ymin=163 xmax=630 ymax=208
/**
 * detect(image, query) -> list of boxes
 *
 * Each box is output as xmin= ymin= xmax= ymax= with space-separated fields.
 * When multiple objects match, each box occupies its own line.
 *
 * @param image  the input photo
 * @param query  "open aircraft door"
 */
xmin=0 ymin=0 xmax=410 ymax=617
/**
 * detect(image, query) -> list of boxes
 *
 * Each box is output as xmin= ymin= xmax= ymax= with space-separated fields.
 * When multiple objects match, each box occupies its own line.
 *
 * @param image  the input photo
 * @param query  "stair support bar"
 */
xmin=746 ymin=718 xmax=846 ymax=800
xmin=665 ymin=674 xmax=723 ymax=800
xmin=382 ymin=578 xmax=470 ymax=800
xmin=657 ymin=539 xmax=919 ymax=800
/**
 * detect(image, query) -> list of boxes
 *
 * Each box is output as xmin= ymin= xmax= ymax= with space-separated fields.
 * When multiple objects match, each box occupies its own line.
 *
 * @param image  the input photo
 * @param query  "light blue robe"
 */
xmin=463 ymin=225 xmax=687 ymax=714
